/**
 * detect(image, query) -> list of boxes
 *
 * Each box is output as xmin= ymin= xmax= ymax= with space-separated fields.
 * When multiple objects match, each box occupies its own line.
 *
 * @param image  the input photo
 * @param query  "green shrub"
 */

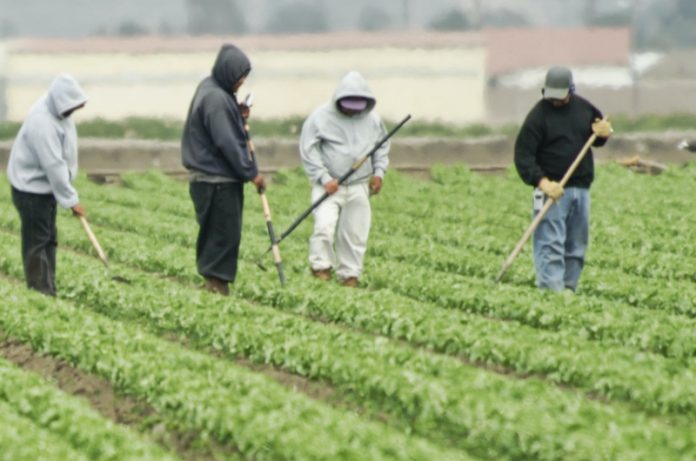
xmin=2 ymin=113 xmax=696 ymax=141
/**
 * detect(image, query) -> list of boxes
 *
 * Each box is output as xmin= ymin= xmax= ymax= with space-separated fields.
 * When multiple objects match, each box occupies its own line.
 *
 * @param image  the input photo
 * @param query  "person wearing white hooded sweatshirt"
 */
xmin=7 ymin=74 xmax=88 ymax=296
xmin=300 ymin=71 xmax=390 ymax=287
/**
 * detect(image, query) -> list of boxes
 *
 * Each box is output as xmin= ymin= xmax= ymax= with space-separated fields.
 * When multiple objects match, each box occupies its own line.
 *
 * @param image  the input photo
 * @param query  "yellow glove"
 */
xmin=592 ymin=118 xmax=613 ymax=138
xmin=538 ymin=177 xmax=564 ymax=201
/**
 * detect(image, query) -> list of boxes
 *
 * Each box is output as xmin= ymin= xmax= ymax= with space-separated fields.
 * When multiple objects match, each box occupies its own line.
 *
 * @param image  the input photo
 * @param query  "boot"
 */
xmin=342 ymin=277 xmax=359 ymax=288
xmin=205 ymin=277 xmax=230 ymax=296
xmin=311 ymin=268 xmax=332 ymax=281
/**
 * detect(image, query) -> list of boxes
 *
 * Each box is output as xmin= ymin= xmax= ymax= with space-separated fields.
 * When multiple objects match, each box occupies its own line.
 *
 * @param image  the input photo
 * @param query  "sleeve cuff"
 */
xmin=319 ymin=173 xmax=334 ymax=185
xmin=373 ymin=168 xmax=385 ymax=179
xmin=58 ymin=195 xmax=80 ymax=209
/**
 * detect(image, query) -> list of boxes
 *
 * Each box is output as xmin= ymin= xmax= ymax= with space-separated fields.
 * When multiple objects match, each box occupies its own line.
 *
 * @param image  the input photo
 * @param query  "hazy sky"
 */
xmin=0 ymin=0 xmax=634 ymax=38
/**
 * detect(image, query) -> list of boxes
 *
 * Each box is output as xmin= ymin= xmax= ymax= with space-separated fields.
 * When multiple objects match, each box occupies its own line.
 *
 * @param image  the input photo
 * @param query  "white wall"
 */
xmin=6 ymin=47 xmax=486 ymax=123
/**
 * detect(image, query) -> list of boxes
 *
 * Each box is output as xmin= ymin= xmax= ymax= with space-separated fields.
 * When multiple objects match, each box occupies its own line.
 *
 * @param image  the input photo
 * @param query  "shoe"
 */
xmin=205 ymin=277 xmax=230 ymax=296
xmin=311 ymin=268 xmax=332 ymax=281
xmin=342 ymin=277 xmax=359 ymax=288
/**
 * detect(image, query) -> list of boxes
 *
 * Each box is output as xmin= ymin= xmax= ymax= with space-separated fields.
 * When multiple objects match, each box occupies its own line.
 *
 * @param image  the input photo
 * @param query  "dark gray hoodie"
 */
xmin=181 ymin=44 xmax=257 ymax=182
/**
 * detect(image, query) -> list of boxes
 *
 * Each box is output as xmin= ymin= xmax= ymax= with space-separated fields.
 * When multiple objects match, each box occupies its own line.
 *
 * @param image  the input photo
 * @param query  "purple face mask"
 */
xmin=338 ymin=97 xmax=368 ymax=111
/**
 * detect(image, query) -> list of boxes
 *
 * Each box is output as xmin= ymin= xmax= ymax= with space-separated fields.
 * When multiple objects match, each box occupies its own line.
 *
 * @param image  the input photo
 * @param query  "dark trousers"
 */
xmin=11 ymin=187 xmax=58 ymax=296
xmin=189 ymin=181 xmax=244 ymax=283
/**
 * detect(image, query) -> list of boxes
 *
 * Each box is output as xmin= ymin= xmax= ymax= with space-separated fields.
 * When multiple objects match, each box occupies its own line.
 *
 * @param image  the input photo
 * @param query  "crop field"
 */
xmin=0 ymin=162 xmax=695 ymax=460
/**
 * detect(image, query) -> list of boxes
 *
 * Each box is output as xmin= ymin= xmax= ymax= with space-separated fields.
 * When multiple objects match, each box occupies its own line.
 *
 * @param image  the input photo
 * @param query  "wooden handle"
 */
xmin=259 ymin=193 xmax=272 ymax=221
xmin=259 ymin=194 xmax=282 ymax=263
xmin=79 ymin=216 xmax=109 ymax=268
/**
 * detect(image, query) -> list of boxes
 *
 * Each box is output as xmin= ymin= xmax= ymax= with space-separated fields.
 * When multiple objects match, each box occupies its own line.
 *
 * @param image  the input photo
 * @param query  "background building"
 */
xmin=1 ymin=0 xmax=696 ymax=125
xmin=1 ymin=33 xmax=487 ymax=123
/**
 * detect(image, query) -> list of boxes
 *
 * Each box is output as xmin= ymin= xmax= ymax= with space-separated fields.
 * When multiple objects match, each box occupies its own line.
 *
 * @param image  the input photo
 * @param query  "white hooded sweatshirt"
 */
xmin=7 ymin=74 xmax=88 ymax=208
xmin=300 ymin=71 xmax=390 ymax=186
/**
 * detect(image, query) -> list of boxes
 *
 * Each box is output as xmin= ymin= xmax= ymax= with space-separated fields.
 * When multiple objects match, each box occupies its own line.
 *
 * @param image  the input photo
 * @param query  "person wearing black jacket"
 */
xmin=514 ymin=66 xmax=612 ymax=291
xmin=677 ymin=140 xmax=696 ymax=153
xmin=182 ymin=44 xmax=265 ymax=295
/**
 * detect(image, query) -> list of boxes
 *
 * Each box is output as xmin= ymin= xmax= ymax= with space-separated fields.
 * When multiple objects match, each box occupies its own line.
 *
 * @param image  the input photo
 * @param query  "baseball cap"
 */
xmin=543 ymin=66 xmax=573 ymax=100
xmin=338 ymin=97 xmax=369 ymax=111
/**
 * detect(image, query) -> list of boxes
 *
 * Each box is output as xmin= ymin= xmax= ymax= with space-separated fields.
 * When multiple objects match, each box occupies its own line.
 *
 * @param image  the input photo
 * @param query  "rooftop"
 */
xmin=485 ymin=27 xmax=631 ymax=77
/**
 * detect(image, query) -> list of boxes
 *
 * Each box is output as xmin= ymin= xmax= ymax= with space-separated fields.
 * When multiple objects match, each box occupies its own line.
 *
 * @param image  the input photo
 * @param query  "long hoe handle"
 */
xmin=494 ymin=123 xmax=603 ymax=283
xmin=246 ymin=129 xmax=286 ymax=286
xmin=258 ymin=190 xmax=286 ymax=285
xmin=79 ymin=216 xmax=109 ymax=268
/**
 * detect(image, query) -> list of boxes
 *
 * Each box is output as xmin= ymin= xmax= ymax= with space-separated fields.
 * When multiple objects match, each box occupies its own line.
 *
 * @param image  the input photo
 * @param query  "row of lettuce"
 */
xmin=0 ymin=277 xmax=464 ymax=461
xmin=0 ymin=232 xmax=694 ymax=459
xmin=0 ymin=163 xmax=695 ymax=459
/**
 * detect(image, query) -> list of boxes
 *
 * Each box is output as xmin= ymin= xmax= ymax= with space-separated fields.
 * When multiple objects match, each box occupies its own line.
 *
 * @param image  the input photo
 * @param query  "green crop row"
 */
xmin=0 ymin=356 xmax=180 ymax=461
xmin=37 ymin=175 xmax=696 ymax=362
xmin=0 ymin=231 xmax=694 ymax=460
xmin=2 ymin=161 xmax=696 ymax=459
xmin=3 ymin=174 xmax=696 ymax=367
xmin=109 ymin=168 xmax=696 ymax=307
xmin=0 ymin=278 xmax=462 ymax=461
xmin=0 ymin=399 xmax=89 ymax=461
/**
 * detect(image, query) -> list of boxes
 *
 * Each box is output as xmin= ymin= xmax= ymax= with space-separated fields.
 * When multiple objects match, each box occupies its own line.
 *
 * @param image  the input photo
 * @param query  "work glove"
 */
xmin=592 ymin=118 xmax=613 ymax=138
xmin=677 ymin=140 xmax=691 ymax=150
xmin=538 ymin=177 xmax=564 ymax=201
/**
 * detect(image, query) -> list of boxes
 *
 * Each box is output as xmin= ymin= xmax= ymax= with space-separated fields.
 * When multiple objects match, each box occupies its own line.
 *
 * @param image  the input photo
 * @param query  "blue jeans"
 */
xmin=532 ymin=187 xmax=590 ymax=291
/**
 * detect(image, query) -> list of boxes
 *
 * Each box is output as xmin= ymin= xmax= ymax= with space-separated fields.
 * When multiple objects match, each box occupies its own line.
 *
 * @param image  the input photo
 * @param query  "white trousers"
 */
xmin=309 ymin=183 xmax=372 ymax=280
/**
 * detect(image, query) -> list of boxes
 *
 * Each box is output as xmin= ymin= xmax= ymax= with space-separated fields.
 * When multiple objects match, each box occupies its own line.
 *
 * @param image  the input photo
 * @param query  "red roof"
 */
xmin=485 ymin=27 xmax=631 ymax=77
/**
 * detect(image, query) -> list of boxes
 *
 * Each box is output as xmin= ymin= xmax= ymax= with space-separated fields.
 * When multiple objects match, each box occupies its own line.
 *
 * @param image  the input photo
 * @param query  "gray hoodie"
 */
xmin=300 ymin=71 xmax=390 ymax=186
xmin=7 ymin=74 xmax=87 ymax=208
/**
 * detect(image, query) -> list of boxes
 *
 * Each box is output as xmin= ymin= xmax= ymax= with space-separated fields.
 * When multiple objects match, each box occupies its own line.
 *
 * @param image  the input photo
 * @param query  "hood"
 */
xmin=212 ymin=44 xmax=251 ymax=94
xmin=47 ymin=74 xmax=88 ymax=118
xmin=332 ymin=71 xmax=376 ymax=114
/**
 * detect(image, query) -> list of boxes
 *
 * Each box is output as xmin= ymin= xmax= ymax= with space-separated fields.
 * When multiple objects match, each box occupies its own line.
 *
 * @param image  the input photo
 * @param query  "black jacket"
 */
xmin=514 ymin=95 xmax=607 ymax=189
xmin=181 ymin=44 xmax=258 ymax=181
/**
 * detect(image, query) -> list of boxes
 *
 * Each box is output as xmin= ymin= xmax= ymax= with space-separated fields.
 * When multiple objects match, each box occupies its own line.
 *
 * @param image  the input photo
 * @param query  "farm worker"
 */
xmin=7 ymin=74 xmax=88 ymax=297
xmin=677 ymin=139 xmax=696 ymax=152
xmin=299 ymin=71 xmax=390 ymax=287
xmin=181 ymin=43 xmax=265 ymax=296
xmin=514 ymin=66 xmax=612 ymax=291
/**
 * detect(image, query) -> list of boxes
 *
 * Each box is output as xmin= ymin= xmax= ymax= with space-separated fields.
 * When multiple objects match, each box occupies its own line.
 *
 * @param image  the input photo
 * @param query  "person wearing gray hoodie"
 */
xmin=7 ymin=74 xmax=88 ymax=296
xmin=181 ymin=43 xmax=265 ymax=296
xmin=300 ymin=71 xmax=390 ymax=287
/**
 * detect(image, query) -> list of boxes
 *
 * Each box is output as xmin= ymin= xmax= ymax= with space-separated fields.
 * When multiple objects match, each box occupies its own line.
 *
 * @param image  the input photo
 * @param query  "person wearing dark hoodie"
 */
xmin=514 ymin=66 xmax=612 ymax=292
xmin=182 ymin=44 xmax=265 ymax=296
xmin=300 ymin=71 xmax=390 ymax=287
xmin=7 ymin=74 xmax=88 ymax=296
